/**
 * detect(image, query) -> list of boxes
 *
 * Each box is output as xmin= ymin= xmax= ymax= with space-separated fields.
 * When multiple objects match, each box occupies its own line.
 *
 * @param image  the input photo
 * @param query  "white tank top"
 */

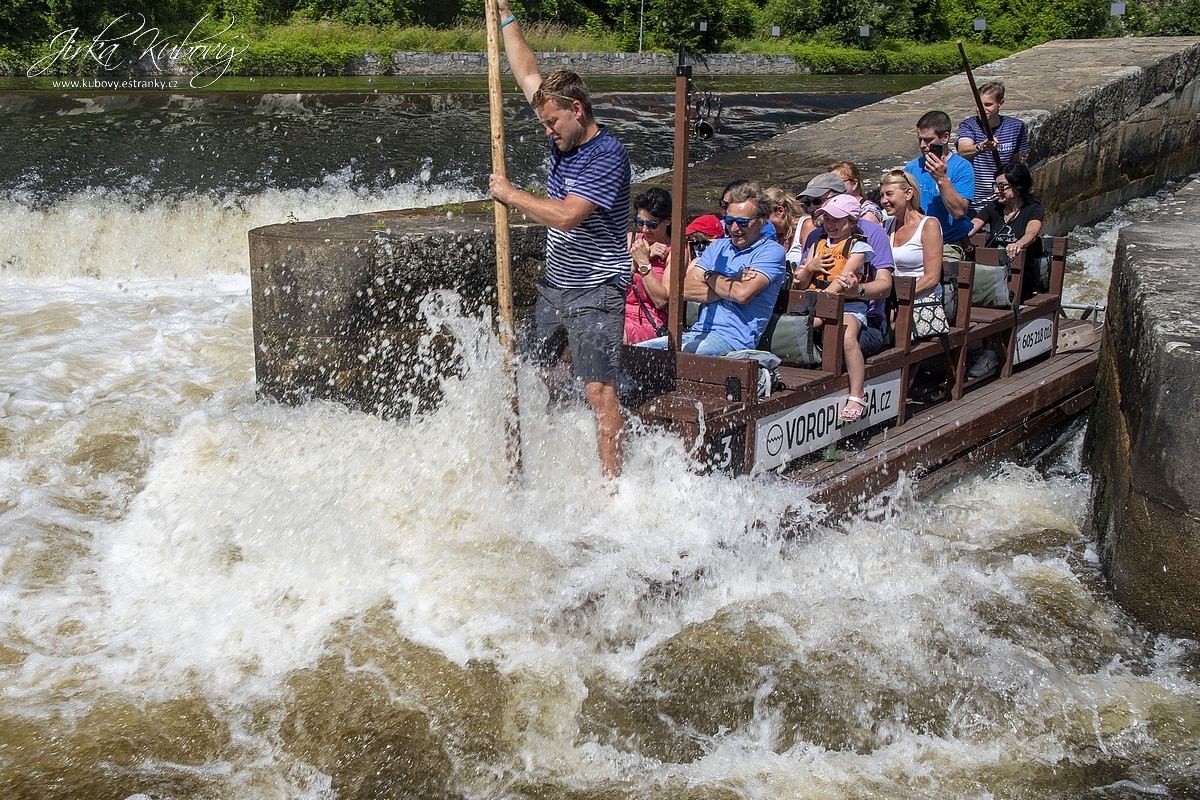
xmin=888 ymin=215 xmax=931 ymax=280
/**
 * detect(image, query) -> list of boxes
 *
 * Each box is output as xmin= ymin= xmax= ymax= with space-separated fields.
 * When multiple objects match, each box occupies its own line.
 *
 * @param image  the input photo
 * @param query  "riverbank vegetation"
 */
xmin=2 ymin=0 xmax=1197 ymax=76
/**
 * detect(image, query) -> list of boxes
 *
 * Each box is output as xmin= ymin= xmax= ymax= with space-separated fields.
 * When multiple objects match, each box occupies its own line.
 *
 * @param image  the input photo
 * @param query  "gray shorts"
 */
xmin=525 ymin=279 xmax=624 ymax=384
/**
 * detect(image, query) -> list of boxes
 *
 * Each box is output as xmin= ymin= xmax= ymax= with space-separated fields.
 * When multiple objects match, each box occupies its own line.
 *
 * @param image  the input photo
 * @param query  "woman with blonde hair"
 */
xmin=879 ymin=169 xmax=944 ymax=335
xmin=764 ymin=186 xmax=805 ymax=249
xmin=830 ymin=161 xmax=883 ymax=225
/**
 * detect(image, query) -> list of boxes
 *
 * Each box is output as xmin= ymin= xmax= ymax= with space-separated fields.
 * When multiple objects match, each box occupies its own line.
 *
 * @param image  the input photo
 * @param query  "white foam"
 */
xmin=0 ymin=176 xmax=478 ymax=281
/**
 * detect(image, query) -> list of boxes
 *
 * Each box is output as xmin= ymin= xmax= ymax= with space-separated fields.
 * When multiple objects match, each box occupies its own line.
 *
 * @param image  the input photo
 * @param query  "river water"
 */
xmin=1 ymin=77 xmax=1198 ymax=799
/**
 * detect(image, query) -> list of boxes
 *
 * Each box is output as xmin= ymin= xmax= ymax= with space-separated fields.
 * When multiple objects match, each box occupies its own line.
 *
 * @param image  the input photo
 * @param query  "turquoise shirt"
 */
xmin=905 ymin=152 xmax=976 ymax=243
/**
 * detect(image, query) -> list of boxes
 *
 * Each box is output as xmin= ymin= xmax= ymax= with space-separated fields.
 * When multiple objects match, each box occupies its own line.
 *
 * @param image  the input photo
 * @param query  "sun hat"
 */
xmin=797 ymin=172 xmax=848 ymax=198
xmin=685 ymin=214 xmax=725 ymax=238
xmin=813 ymin=193 xmax=861 ymax=219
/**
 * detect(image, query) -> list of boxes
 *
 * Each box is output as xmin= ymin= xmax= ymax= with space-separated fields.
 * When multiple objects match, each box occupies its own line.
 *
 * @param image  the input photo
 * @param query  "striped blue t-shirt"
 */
xmin=544 ymin=126 xmax=631 ymax=288
xmin=957 ymin=114 xmax=1029 ymax=204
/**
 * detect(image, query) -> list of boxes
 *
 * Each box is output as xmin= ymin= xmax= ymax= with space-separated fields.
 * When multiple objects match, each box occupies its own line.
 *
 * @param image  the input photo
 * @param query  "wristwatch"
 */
xmin=636 ymin=263 xmax=651 ymax=276
xmin=704 ymin=270 xmax=717 ymax=285
xmin=857 ymin=284 xmax=866 ymax=299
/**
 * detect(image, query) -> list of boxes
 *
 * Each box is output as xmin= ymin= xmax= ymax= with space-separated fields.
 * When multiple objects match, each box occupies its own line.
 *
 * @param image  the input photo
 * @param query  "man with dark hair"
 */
xmin=904 ymin=110 xmax=975 ymax=256
xmin=487 ymin=0 xmax=631 ymax=480
xmin=957 ymin=81 xmax=1029 ymax=210
xmin=638 ymin=182 xmax=787 ymax=357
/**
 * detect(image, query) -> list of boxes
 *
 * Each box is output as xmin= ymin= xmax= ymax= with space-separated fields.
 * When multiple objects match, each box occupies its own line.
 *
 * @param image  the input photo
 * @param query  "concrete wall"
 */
xmin=250 ymin=210 xmax=545 ymax=417
xmin=1084 ymin=177 xmax=1200 ymax=641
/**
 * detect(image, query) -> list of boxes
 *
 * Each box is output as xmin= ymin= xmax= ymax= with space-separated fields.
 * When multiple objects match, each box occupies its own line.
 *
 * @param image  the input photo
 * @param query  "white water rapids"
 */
xmin=1 ymin=178 xmax=1198 ymax=799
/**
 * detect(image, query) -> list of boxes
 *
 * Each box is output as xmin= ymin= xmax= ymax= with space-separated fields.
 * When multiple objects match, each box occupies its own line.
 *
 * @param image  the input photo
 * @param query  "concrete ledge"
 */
xmin=1085 ymin=177 xmax=1200 ymax=640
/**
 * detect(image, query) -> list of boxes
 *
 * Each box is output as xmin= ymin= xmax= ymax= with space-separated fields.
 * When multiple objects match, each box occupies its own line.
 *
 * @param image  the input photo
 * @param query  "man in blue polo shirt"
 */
xmin=638 ymin=182 xmax=787 ymax=356
xmin=488 ymin=0 xmax=631 ymax=480
xmin=905 ymin=110 xmax=975 ymax=257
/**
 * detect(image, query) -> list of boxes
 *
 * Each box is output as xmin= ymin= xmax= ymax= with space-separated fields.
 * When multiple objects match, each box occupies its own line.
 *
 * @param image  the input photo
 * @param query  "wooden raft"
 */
xmin=622 ymin=234 xmax=1101 ymax=512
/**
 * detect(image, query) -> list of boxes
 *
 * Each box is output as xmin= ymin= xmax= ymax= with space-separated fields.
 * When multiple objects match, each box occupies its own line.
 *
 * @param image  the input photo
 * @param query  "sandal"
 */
xmin=840 ymin=396 xmax=868 ymax=422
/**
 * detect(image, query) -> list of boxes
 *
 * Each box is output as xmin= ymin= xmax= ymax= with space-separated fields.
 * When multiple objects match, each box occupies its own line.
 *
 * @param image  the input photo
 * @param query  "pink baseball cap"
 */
xmin=814 ymin=194 xmax=861 ymax=220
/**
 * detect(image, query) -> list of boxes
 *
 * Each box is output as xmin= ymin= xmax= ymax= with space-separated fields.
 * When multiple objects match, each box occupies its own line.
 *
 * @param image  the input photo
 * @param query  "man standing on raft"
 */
xmin=488 ymin=0 xmax=632 ymax=480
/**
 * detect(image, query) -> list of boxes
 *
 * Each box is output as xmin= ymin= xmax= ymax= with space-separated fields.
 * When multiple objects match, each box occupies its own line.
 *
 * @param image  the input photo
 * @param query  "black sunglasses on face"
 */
xmin=635 ymin=218 xmax=662 ymax=229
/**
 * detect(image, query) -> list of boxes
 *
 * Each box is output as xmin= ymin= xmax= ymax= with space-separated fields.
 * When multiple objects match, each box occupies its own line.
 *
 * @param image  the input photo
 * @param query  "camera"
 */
xmin=688 ymin=239 xmax=710 ymax=260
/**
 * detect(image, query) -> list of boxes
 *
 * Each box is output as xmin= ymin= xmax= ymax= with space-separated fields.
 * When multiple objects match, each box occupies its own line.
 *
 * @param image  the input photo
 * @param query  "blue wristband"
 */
xmin=499 ymin=13 xmax=516 ymax=28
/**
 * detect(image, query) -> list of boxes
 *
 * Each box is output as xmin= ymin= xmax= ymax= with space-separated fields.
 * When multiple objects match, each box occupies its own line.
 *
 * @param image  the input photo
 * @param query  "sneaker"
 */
xmin=967 ymin=349 xmax=999 ymax=378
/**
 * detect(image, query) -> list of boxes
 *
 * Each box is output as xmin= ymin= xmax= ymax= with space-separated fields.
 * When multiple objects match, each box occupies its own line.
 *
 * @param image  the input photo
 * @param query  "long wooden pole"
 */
xmin=958 ymin=40 xmax=1005 ymax=174
xmin=485 ymin=3 xmax=522 ymax=475
xmin=667 ymin=59 xmax=691 ymax=349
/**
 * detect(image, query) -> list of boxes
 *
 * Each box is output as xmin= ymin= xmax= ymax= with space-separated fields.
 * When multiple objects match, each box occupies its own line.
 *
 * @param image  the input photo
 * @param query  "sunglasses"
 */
xmin=993 ymin=181 xmax=1012 ymax=191
xmin=723 ymin=215 xmax=760 ymax=228
xmin=634 ymin=217 xmax=662 ymax=229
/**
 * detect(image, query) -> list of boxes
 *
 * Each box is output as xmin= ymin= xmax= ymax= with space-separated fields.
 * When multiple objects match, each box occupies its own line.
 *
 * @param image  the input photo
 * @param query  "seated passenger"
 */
xmin=792 ymin=194 xmax=876 ymax=421
xmin=685 ymin=213 xmax=725 ymax=262
xmin=625 ymin=187 xmax=672 ymax=344
xmin=968 ymin=163 xmax=1044 ymax=300
xmin=791 ymin=171 xmax=848 ymax=260
xmin=637 ymin=182 xmax=787 ymax=356
xmin=765 ymin=186 xmax=805 ymax=249
xmin=879 ymin=169 xmax=944 ymax=317
xmin=792 ymin=171 xmax=896 ymax=359
xmin=829 ymin=161 xmax=884 ymax=225
xmin=905 ymin=110 xmax=975 ymax=258
xmin=717 ymin=178 xmax=751 ymax=236
xmin=765 ymin=186 xmax=806 ymax=287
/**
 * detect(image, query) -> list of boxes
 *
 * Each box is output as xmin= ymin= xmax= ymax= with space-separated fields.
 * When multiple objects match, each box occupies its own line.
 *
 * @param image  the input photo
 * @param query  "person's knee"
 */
xmin=585 ymin=381 xmax=620 ymax=412
xmin=843 ymin=323 xmax=862 ymax=351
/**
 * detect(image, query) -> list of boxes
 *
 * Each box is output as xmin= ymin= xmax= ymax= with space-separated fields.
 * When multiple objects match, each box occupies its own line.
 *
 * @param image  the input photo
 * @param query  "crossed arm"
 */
xmin=683 ymin=263 xmax=772 ymax=304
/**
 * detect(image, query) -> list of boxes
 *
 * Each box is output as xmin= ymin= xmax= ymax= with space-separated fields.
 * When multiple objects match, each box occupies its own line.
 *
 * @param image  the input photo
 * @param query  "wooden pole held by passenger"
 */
xmin=958 ymin=40 xmax=1005 ymax=173
xmin=485 ymin=2 xmax=522 ymax=475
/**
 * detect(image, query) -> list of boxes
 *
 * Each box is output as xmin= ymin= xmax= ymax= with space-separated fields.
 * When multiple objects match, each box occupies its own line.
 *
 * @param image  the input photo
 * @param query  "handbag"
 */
xmin=758 ymin=294 xmax=822 ymax=367
xmin=912 ymin=293 xmax=950 ymax=339
xmin=630 ymin=280 xmax=668 ymax=337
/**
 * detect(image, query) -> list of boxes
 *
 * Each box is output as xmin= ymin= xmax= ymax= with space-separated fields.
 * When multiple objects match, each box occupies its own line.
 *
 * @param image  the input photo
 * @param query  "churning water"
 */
xmin=1 ymin=81 xmax=1198 ymax=798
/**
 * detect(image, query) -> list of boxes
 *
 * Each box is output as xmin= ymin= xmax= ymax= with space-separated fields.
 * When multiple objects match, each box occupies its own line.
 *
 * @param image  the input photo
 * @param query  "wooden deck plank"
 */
xmin=798 ymin=339 xmax=1099 ymax=507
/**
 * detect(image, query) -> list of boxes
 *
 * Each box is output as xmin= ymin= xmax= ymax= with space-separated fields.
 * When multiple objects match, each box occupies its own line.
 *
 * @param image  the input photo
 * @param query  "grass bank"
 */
xmin=1 ymin=19 xmax=1013 ymax=77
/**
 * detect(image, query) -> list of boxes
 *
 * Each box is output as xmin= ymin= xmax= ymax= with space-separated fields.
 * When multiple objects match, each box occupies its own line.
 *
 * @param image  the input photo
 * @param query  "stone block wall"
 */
xmin=1084 ymin=177 xmax=1200 ymax=641
xmin=250 ymin=209 xmax=545 ymax=417
xmin=1023 ymin=39 xmax=1200 ymax=233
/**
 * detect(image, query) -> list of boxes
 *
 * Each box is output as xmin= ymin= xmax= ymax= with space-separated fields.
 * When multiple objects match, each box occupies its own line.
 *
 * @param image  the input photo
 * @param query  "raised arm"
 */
xmin=496 ymin=0 xmax=542 ymax=103
xmin=924 ymin=152 xmax=971 ymax=220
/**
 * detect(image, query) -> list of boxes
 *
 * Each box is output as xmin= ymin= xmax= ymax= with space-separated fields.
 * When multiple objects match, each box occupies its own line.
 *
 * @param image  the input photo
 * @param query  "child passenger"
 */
xmin=794 ymin=194 xmax=876 ymax=422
